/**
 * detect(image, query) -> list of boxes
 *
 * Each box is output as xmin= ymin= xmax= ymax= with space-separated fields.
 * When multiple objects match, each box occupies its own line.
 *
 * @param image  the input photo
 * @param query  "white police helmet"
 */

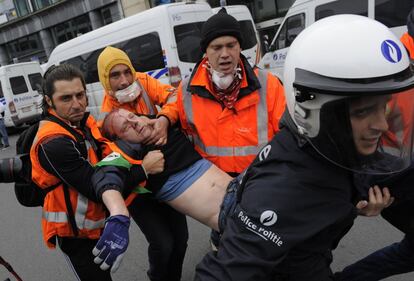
xmin=284 ymin=14 xmax=414 ymax=174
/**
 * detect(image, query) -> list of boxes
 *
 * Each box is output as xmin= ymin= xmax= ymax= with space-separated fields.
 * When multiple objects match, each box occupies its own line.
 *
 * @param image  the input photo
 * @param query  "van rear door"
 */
xmin=6 ymin=65 xmax=42 ymax=126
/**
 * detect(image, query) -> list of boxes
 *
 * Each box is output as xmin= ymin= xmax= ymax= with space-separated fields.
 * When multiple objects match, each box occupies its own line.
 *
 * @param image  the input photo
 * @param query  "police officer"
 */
xmin=195 ymin=15 xmax=414 ymax=281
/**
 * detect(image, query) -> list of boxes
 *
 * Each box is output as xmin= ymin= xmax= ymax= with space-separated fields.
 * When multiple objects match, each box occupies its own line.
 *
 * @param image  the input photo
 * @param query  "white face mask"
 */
xmin=211 ymin=68 xmax=235 ymax=90
xmin=114 ymin=81 xmax=142 ymax=104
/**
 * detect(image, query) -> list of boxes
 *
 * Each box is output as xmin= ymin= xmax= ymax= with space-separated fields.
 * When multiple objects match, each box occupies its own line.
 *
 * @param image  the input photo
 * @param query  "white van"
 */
xmin=213 ymin=5 xmax=261 ymax=66
xmin=0 ymin=62 xmax=43 ymax=128
xmin=258 ymin=0 xmax=411 ymax=80
xmin=45 ymin=2 xmax=214 ymax=119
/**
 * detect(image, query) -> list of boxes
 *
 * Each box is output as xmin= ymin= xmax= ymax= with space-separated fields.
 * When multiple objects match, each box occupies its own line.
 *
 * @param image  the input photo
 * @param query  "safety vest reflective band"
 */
xmin=166 ymin=93 xmax=177 ymax=103
xmin=42 ymin=193 xmax=105 ymax=230
xmin=140 ymin=82 xmax=157 ymax=115
xmin=181 ymin=69 xmax=269 ymax=158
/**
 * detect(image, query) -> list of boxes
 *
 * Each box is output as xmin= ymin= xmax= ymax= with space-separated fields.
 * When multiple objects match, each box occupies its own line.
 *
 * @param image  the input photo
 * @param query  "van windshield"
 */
xmin=174 ymin=22 xmax=204 ymax=63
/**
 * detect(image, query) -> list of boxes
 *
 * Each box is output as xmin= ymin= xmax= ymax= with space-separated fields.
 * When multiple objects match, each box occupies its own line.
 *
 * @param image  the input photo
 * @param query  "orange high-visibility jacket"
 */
xmin=101 ymin=72 xmax=178 ymax=123
xmin=383 ymin=89 xmax=414 ymax=154
xmin=401 ymin=32 xmax=414 ymax=59
xmin=177 ymin=57 xmax=286 ymax=174
xmin=30 ymin=113 xmax=138 ymax=248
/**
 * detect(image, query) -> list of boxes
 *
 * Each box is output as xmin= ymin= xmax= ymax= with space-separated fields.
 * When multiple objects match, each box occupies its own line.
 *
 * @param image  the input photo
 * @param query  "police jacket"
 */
xmin=177 ymin=55 xmax=286 ymax=175
xmin=195 ymin=124 xmax=358 ymax=281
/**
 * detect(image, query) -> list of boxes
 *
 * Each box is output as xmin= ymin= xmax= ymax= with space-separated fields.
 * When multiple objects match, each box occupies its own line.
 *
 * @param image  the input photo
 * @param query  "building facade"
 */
xmin=0 ymin=0 xmax=124 ymax=66
xmin=0 ymin=0 xmax=288 ymax=66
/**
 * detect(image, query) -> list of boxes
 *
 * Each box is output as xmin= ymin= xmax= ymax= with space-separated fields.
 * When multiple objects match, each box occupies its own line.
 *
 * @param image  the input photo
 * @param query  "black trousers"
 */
xmin=58 ymin=237 xmax=112 ymax=281
xmin=129 ymin=194 xmax=188 ymax=281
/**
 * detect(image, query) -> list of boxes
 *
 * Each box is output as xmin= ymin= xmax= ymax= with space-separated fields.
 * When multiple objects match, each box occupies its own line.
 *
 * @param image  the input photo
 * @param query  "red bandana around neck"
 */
xmin=204 ymin=61 xmax=243 ymax=110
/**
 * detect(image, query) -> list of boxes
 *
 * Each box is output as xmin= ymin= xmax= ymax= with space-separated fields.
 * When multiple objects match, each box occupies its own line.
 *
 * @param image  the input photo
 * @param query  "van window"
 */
xmin=239 ymin=20 xmax=258 ymax=50
xmin=10 ymin=76 xmax=28 ymax=95
xmin=375 ymin=0 xmax=414 ymax=28
xmin=28 ymin=73 xmax=43 ymax=91
xmin=271 ymin=13 xmax=305 ymax=51
xmin=64 ymin=49 xmax=102 ymax=84
xmin=116 ymin=33 xmax=165 ymax=73
xmin=315 ymin=0 xmax=368 ymax=20
xmin=174 ymin=22 xmax=204 ymax=63
xmin=0 ymin=81 xmax=3 ymax=98
xmin=63 ymin=32 xmax=166 ymax=84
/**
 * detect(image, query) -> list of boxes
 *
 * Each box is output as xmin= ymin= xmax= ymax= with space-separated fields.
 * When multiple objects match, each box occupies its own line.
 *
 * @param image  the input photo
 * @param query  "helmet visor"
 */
xmin=310 ymin=88 xmax=414 ymax=175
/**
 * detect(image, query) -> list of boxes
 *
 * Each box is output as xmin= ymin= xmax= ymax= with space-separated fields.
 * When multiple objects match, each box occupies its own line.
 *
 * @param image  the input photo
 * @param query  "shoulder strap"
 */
xmin=45 ymin=115 xmax=88 ymax=158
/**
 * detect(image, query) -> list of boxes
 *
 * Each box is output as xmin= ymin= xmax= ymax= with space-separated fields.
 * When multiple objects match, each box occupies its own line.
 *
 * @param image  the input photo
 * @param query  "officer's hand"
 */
xmin=144 ymin=116 xmax=169 ymax=146
xmin=142 ymin=150 xmax=165 ymax=176
xmin=356 ymin=185 xmax=394 ymax=217
xmin=92 ymin=215 xmax=130 ymax=273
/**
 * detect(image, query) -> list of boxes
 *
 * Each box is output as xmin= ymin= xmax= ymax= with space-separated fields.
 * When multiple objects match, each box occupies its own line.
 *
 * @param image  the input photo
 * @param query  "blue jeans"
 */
xmin=0 ymin=118 xmax=9 ymax=146
xmin=336 ymin=236 xmax=414 ymax=281
xmin=210 ymin=175 xmax=241 ymax=248
xmin=218 ymin=176 xmax=240 ymax=232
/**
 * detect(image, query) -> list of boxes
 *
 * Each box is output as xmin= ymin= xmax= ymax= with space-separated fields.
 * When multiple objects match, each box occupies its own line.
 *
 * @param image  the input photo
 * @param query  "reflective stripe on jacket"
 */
xmin=177 ymin=57 xmax=285 ymax=174
xmin=401 ymin=32 xmax=414 ymax=59
xmin=101 ymin=72 xmax=178 ymax=123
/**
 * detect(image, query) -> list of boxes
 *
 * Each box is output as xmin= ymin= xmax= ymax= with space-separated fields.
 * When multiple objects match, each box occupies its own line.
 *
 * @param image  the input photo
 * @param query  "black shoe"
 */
xmin=1 ymin=145 xmax=9 ymax=150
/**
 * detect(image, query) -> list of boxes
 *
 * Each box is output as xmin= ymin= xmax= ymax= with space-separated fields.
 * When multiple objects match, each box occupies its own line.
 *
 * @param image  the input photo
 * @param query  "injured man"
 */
xmin=93 ymin=108 xmax=238 ymax=231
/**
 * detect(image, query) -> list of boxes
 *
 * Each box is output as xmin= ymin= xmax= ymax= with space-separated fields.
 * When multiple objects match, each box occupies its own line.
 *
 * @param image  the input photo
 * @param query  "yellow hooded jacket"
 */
xmin=98 ymin=46 xmax=178 ymax=124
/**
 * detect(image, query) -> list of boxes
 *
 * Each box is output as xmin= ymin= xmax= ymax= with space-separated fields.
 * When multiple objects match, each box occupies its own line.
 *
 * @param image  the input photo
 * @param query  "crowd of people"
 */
xmin=12 ymin=6 xmax=414 ymax=281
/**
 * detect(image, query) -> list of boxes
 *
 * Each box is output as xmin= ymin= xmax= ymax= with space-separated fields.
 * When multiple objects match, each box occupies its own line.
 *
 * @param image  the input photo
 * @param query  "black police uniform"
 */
xmin=195 ymin=125 xmax=359 ymax=281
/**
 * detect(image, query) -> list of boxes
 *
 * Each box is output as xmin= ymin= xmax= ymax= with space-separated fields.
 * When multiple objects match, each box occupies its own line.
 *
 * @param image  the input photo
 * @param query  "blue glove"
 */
xmin=92 ymin=215 xmax=130 ymax=273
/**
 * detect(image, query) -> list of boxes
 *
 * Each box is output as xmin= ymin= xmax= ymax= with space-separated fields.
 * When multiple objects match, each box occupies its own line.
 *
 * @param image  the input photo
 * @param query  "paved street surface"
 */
xmin=1 ymin=132 xmax=414 ymax=281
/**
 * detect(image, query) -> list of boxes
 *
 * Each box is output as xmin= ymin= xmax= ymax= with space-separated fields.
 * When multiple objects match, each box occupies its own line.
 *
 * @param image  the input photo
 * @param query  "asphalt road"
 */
xmin=1 ymin=133 xmax=414 ymax=281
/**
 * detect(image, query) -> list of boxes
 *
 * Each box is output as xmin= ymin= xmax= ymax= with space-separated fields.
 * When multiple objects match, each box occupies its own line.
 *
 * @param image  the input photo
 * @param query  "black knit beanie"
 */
xmin=200 ymin=8 xmax=243 ymax=53
xmin=408 ymin=8 xmax=414 ymax=38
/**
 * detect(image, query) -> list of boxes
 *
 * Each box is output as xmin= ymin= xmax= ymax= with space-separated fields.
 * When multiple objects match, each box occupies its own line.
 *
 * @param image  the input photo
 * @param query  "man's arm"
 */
xmin=38 ymin=135 xmax=147 ymax=201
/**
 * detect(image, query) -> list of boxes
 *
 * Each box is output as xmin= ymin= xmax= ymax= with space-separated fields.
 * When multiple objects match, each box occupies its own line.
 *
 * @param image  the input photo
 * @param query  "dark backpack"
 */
xmin=14 ymin=121 xmax=53 ymax=207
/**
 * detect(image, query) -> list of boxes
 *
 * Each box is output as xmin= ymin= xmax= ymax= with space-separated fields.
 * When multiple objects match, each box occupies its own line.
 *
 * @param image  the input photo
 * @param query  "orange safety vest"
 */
xmin=383 ymin=89 xmax=414 ymax=155
xmin=177 ymin=59 xmax=286 ymax=174
xmin=401 ymin=32 xmax=414 ymax=60
xmin=30 ymin=113 xmax=138 ymax=248
xmin=101 ymin=72 xmax=178 ymax=123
